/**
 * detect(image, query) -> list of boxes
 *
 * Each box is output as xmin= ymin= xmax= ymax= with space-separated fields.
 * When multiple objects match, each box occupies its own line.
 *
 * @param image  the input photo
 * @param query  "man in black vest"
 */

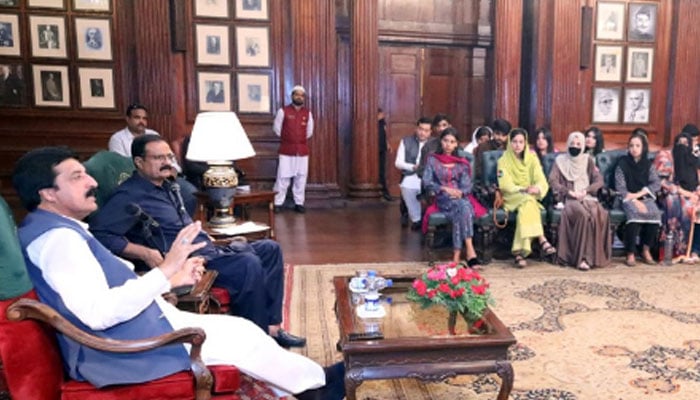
xmin=395 ymin=117 xmax=432 ymax=230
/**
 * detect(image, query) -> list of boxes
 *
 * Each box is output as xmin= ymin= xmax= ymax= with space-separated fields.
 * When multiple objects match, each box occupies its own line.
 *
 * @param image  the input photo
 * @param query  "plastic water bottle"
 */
xmin=363 ymin=270 xmax=393 ymax=312
xmin=664 ymin=231 xmax=673 ymax=266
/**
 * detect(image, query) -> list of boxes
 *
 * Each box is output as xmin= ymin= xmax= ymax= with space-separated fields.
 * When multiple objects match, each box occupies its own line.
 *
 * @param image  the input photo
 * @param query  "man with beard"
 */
xmin=473 ymin=118 xmax=512 ymax=183
xmin=107 ymin=103 xmax=197 ymax=216
xmin=273 ymin=85 xmax=314 ymax=213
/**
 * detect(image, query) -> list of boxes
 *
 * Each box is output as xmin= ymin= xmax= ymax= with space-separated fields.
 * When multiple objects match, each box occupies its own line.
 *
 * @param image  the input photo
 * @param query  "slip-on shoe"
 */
xmin=274 ymin=329 xmax=306 ymax=348
xmin=295 ymin=362 xmax=346 ymax=400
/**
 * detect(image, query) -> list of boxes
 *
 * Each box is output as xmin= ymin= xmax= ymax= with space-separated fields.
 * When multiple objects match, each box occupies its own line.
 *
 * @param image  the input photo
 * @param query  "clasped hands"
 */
xmin=568 ymin=189 xmax=587 ymax=201
xmin=624 ymin=191 xmax=649 ymax=214
xmin=442 ymin=186 xmax=463 ymax=199
xmin=156 ymin=221 xmax=208 ymax=288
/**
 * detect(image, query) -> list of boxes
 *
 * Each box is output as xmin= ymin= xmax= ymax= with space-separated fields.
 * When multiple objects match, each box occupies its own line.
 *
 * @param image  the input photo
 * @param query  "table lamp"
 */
xmin=186 ymin=112 xmax=256 ymax=228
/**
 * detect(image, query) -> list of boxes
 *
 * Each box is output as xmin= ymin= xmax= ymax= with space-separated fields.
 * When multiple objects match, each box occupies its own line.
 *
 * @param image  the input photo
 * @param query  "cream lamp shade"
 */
xmin=186 ymin=111 xmax=255 ymax=163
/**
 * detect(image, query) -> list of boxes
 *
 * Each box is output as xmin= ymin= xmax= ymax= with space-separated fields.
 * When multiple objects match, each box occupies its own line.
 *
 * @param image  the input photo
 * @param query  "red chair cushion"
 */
xmin=61 ymin=365 xmax=240 ymax=400
xmin=0 ymin=291 xmax=64 ymax=400
xmin=210 ymin=287 xmax=231 ymax=314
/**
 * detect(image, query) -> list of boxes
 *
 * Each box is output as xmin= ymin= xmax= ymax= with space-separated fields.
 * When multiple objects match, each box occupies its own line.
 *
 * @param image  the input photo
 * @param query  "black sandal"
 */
xmin=540 ymin=240 xmax=556 ymax=256
xmin=467 ymin=258 xmax=482 ymax=270
xmin=514 ymin=253 xmax=527 ymax=269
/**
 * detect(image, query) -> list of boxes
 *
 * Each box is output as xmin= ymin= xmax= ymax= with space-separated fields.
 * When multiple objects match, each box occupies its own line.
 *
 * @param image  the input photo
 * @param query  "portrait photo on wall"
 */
xmin=0 ymin=14 xmax=20 ymax=56
xmin=198 ymin=71 xmax=230 ymax=112
xmin=33 ymin=64 xmax=69 ymax=107
xmin=75 ymin=18 xmax=112 ymax=60
xmin=196 ymin=24 xmax=229 ymax=65
xmin=596 ymin=1 xmax=625 ymax=40
xmin=0 ymin=63 xmax=26 ymax=106
xmin=236 ymin=0 xmax=268 ymax=20
xmin=237 ymin=72 xmax=270 ymax=113
xmin=30 ymin=15 xmax=67 ymax=58
xmin=594 ymin=45 xmax=623 ymax=82
xmin=195 ymin=0 xmax=229 ymax=18
xmin=235 ymin=26 xmax=269 ymax=67
xmin=73 ymin=0 xmax=110 ymax=12
xmin=628 ymin=3 xmax=657 ymax=42
xmin=626 ymin=46 xmax=653 ymax=83
xmin=78 ymin=67 xmax=114 ymax=109
xmin=623 ymin=88 xmax=650 ymax=124
xmin=592 ymin=86 xmax=621 ymax=123
xmin=0 ymin=0 xmax=19 ymax=7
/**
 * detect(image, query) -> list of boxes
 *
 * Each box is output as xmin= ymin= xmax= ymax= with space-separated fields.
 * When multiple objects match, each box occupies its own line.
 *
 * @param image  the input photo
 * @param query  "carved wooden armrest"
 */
xmin=7 ymin=298 xmax=213 ymax=400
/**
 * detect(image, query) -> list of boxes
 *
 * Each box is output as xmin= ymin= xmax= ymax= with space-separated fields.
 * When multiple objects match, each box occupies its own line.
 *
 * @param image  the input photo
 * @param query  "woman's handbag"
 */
xmin=493 ymin=188 xmax=508 ymax=229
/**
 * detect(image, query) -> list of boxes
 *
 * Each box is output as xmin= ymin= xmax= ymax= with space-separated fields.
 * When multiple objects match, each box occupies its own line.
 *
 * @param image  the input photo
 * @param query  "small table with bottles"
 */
xmin=334 ymin=275 xmax=516 ymax=400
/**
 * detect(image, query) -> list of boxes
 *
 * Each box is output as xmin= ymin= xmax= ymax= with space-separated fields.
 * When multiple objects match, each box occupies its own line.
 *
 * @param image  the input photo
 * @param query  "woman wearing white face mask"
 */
xmin=548 ymin=131 xmax=611 ymax=271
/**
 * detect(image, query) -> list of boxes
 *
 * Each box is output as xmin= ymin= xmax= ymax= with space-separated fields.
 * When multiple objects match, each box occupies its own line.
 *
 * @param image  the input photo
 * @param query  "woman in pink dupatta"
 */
xmin=422 ymin=128 xmax=482 ymax=267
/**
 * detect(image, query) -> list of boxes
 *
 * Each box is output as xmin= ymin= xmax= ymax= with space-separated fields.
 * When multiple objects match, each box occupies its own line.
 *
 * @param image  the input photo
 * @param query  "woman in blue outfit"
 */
xmin=422 ymin=127 xmax=479 ymax=267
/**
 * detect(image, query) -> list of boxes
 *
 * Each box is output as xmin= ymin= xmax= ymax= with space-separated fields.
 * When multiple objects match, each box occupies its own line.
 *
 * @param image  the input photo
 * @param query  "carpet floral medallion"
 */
xmin=285 ymin=261 xmax=700 ymax=400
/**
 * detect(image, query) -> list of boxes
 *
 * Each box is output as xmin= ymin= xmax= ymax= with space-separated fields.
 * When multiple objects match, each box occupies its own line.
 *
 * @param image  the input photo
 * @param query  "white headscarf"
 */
xmin=291 ymin=85 xmax=306 ymax=95
xmin=464 ymin=126 xmax=493 ymax=154
xmin=555 ymin=131 xmax=590 ymax=192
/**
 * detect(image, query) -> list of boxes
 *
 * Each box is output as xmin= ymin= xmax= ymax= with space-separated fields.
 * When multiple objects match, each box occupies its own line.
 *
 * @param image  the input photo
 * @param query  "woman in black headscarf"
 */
xmin=655 ymin=132 xmax=700 ymax=262
xmin=615 ymin=129 xmax=662 ymax=266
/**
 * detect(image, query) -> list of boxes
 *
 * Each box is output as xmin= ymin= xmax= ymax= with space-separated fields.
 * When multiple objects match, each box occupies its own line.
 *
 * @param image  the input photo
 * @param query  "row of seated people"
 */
xmin=413 ymin=117 xmax=700 ymax=271
xmin=2 ymin=139 xmax=347 ymax=399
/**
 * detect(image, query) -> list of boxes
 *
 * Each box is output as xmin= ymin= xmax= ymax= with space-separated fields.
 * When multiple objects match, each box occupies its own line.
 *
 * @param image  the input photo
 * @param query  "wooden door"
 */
xmin=379 ymin=45 xmax=489 ymax=196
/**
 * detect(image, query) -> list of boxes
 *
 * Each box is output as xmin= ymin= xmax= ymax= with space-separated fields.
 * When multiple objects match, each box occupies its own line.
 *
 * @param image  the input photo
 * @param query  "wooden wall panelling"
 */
xmin=288 ymin=0 xmax=342 ymax=203
xmin=336 ymin=38 xmax=352 ymax=196
xmin=493 ymin=0 xmax=522 ymax=125
xmin=668 ymin=0 xmax=700 ymax=143
xmin=348 ymin=0 xmax=380 ymax=198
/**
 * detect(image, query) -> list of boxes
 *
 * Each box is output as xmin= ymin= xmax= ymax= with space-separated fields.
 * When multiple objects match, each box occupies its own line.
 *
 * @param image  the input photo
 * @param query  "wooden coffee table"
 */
xmin=334 ymin=276 xmax=516 ymax=400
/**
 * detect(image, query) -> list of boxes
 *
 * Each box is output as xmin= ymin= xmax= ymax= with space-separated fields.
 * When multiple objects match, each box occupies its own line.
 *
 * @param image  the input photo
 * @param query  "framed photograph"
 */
xmin=78 ymin=67 xmax=114 ymax=109
xmin=235 ymin=26 xmax=269 ymax=67
xmin=0 ymin=0 xmax=19 ymax=7
xmin=198 ymin=72 xmax=230 ymax=111
xmin=196 ymin=24 xmax=230 ymax=66
xmin=75 ymin=18 xmax=112 ymax=60
xmin=626 ymin=47 xmax=653 ymax=83
xmin=32 ymin=64 xmax=70 ymax=107
xmin=595 ymin=45 xmax=623 ymax=82
xmin=592 ymin=87 xmax=621 ymax=123
xmin=0 ymin=14 xmax=20 ymax=56
xmin=30 ymin=15 xmax=67 ymax=58
xmin=623 ymin=88 xmax=650 ymax=124
xmin=628 ymin=3 xmax=656 ymax=42
xmin=0 ymin=63 xmax=26 ymax=106
xmin=73 ymin=0 xmax=111 ymax=12
xmin=596 ymin=1 xmax=625 ymax=40
xmin=28 ymin=0 xmax=64 ymax=9
xmin=237 ymin=72 xmax=270 ymax=113
xmin=195 ymin=0 xmax=229 ymax=18
xmin=236 ymin=0 xmax=268 ymax=20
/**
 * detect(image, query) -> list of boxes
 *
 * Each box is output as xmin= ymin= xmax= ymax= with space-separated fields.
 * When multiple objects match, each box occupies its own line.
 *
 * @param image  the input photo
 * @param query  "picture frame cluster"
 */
xmin=193 ymin=0 xmax=271 ymax=114
xmin=0 ymin=0 xmax=115 ymax=109
xmin=592 ymin=1 xmax=657 ymax=124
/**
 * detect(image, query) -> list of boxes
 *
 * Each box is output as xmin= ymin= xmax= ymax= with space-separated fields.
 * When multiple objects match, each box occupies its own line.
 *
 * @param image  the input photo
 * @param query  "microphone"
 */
xmin=126 ymin=203 xmax=160 ymax=228
xmin=167 ymin=178 xmax=188 ymax=217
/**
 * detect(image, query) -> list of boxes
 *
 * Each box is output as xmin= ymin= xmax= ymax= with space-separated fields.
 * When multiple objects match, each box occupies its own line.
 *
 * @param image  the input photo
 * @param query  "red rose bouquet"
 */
xmin=407 ymin=262 xmax=494 ymax=330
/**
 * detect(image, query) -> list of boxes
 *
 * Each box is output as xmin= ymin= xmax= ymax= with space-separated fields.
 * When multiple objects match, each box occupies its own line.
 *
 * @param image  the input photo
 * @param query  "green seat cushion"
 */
xmin=0 ymin=196 xmax=32 ymax=299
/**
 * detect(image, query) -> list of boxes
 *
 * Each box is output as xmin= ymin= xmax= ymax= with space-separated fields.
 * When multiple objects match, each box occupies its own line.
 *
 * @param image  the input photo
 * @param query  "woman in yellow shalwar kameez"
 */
xmin=497 ymin=128 xmax=556 ymax=268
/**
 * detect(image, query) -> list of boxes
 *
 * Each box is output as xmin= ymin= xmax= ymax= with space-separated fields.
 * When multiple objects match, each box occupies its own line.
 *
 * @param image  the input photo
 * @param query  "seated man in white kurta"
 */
xmin=11 ymin=146 xmax=345 ymax=400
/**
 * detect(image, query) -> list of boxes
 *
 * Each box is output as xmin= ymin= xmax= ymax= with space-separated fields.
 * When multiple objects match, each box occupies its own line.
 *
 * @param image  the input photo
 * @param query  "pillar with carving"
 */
xmin=348 ymin=0 xmax=381 ymax=198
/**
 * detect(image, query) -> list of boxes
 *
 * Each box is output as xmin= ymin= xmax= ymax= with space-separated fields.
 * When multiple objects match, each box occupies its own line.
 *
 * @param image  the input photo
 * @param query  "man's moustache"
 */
xmin=160 ymin=165 xmax=174 ymax=171
xmin=85 ymin=187 xmax=98 ymax=198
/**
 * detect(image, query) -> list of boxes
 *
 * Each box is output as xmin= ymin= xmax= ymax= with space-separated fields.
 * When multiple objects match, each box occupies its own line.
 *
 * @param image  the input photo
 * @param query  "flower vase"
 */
xmin=447 ymin=310 xmax=458 ymax=335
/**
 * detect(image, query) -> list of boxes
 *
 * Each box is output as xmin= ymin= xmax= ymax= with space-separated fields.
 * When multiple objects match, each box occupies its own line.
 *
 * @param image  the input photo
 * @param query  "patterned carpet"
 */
xmin=285 ymin=260 xmax=700 ymax=400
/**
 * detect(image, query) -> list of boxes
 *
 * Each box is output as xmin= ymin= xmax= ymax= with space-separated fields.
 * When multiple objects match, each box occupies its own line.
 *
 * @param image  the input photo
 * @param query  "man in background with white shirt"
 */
xmin=395 ymin=117 xmax=432 ymax=230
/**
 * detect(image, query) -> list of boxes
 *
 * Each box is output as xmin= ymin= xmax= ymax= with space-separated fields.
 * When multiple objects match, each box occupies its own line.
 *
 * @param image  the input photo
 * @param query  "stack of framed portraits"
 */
xmin=193 ymin=0 xmax=271 ymax=114
xmin=0 ymin=0 xmax=115 ymax=109
xmin=592 ymin=1 xmax=656 ymax=124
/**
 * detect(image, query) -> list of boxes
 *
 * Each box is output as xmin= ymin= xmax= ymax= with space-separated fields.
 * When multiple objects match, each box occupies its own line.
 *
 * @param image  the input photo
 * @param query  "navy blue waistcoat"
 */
xmin=18 ymin=209 xmax=191 ymax=388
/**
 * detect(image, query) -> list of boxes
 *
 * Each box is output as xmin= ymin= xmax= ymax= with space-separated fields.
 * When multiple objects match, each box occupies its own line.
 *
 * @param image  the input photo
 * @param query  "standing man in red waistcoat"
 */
xmin=273 ymin=85 xmax=314 ymax=213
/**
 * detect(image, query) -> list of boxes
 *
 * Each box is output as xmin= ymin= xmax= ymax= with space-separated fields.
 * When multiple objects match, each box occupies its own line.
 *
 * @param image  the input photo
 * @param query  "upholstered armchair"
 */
xmin=0 ymin=194 xmax=273 ymax=399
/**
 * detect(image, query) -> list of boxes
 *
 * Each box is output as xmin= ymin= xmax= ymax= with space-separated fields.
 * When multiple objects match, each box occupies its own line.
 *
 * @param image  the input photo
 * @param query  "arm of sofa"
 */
xmin=6 ymin=298 xmax=213 ymax=400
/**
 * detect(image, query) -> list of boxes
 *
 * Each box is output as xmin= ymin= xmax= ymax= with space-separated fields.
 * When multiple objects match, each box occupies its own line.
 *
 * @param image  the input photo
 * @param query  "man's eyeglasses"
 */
xmin=600 ymin=99 xmax=613 ymax=104
xmin=145 ymin=153 xmax=177 ymax=162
